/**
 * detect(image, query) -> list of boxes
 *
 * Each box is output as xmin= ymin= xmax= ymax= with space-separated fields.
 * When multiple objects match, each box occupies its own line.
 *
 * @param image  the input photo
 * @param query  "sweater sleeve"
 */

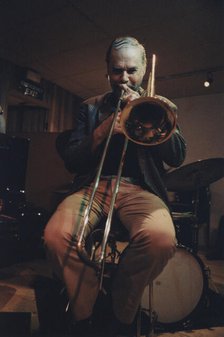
xmin=56 ymin=103 xmax=101 ymax=174
xmin=155 ymin=125 xmax=187 ymax=167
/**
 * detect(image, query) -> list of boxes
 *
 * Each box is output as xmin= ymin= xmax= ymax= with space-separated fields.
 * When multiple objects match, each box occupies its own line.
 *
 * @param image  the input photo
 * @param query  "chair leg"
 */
xmin=136 ymin=306 xmax=142 ymax=337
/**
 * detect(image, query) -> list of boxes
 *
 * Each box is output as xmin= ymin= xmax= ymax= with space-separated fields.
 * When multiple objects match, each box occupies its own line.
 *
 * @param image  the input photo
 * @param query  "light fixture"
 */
xmin=204 ymin=72 xmax=213 ymax=88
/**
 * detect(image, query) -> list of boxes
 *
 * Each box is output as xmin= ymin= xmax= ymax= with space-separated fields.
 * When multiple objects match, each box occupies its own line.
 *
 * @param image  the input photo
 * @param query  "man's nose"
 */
xmin=120 ymin=71 xmax=129 ymax=83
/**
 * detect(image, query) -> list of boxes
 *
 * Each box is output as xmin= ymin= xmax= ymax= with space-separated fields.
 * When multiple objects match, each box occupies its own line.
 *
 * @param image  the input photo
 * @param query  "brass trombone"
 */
xmin=76 ymin=54 xmax=177 ymax=272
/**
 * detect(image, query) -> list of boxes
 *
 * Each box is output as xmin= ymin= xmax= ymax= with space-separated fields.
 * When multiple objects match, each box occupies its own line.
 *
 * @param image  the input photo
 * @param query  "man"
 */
xmin=44 ymin=36 xmax=186 ymax=336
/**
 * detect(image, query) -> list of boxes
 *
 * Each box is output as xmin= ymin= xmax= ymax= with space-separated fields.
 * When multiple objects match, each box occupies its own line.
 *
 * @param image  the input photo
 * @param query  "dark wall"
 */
xmin=8 ymin=132 xmax=73 ymax=213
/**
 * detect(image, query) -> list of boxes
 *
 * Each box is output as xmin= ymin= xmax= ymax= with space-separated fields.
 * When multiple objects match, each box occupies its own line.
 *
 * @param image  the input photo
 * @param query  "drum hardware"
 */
xmin=138 ymin=285 xmax=158 ymax=337
xmin=86 ymin=227 xmax=124 ymax=273
xmin=168 ymin=187 xmax=210 ymax=226
xmin=164 ymin=158 xmax=224 ymax=192
xmin=172 ymin=211 xmax=198 ymax=253
xmin=165 ymin=158 xmax=224 ymax=253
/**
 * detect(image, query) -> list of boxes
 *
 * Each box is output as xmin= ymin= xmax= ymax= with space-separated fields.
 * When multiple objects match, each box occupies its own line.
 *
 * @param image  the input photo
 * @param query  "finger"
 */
xmin=119 ymin=84 xmax=129 ymax=92
xmin=120 ymin=84 xmax=136 ymax=96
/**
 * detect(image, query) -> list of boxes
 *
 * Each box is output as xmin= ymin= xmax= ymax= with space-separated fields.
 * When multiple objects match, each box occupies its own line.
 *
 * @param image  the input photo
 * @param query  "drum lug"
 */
xmin=204 ymin=265 xmax=211 ymax=279
xmin=182 ymin=319 xmax=193 ymax=329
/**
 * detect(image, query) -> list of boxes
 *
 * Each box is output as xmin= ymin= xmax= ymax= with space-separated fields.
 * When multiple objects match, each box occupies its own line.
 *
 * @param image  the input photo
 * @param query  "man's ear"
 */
xmin=143 ymin=64 xmax=147 ymax=76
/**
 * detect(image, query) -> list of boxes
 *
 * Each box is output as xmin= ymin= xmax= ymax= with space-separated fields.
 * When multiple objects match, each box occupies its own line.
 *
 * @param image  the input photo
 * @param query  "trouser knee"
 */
xmin=133 ymin=228 xmax=176 ymax=261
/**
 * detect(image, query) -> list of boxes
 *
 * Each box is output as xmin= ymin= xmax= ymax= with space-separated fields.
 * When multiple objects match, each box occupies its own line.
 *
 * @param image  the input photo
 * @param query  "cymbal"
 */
xmin=164 ymin=158 xmax=224 ymax=191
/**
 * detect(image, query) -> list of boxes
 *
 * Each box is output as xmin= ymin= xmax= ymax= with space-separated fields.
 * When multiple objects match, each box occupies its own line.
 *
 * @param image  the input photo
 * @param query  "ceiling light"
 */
xmin=204 ymin=72 xmax=213 ymax=88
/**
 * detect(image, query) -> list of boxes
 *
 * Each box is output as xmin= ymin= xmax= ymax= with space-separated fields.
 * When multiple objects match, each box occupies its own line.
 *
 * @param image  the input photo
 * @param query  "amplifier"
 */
xmin=0 ymin=214 xmax=21 ymax=268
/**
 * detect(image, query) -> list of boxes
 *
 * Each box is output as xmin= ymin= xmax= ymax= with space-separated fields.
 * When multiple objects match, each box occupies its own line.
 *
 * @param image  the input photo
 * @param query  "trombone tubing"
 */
xmin=98 ymin=136 xmax=128 ymax=264
xmin=76 ymin=90 xmax=124 ymax=261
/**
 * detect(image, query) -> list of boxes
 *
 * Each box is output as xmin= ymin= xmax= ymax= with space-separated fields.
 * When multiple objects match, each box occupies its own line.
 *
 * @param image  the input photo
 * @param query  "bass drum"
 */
xmin=141 ymin=245 xmax=208 ymax=330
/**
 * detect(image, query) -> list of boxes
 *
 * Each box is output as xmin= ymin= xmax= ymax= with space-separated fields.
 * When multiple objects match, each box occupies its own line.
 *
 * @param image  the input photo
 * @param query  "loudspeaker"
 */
xmin=0 ymin=134 xmax=30 ymax=191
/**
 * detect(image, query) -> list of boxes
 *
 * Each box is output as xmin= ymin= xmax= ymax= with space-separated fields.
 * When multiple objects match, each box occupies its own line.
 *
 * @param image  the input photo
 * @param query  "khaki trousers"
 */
xmin=44 ymin=177 xmax=176 ymax=324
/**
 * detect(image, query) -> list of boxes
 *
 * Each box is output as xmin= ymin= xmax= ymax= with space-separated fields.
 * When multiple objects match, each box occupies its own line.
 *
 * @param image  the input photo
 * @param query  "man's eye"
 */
xmin=112 ymin=68 xmax=123 ymax=75
xmin=127 ymin=68 xmax=137 ymax=74
xmin=112 ymin=68 xmax=137 ymax=75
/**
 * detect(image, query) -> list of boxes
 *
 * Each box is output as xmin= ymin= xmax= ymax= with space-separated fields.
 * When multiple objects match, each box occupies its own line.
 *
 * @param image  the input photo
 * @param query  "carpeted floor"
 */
xmin=0 ymin=253 xmax=223 ymax=337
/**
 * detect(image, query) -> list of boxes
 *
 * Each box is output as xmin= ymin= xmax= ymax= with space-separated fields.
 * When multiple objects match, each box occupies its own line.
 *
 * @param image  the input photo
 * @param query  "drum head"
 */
xmin=141 ymin=246 xmax=208 ymax=329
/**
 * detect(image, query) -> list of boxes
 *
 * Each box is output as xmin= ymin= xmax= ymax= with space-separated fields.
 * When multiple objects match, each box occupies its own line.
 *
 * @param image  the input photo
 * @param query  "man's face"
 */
xmin=107 ymin=46 xmax=146 ymax=96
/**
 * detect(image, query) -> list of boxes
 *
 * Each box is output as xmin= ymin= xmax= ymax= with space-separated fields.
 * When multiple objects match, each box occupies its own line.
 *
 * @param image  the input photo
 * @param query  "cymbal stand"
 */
xmin=191 ymin=171 xmax=202 ymax=254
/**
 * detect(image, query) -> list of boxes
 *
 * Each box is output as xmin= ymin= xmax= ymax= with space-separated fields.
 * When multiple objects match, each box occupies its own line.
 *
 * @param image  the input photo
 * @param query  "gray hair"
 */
xmin=105 ymin=36 xmax=147 ymax=67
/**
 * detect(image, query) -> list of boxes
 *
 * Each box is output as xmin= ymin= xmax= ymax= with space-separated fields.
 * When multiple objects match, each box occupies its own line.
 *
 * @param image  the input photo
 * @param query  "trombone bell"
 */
xmin=120 ymin=96 xmax=177 ymax=146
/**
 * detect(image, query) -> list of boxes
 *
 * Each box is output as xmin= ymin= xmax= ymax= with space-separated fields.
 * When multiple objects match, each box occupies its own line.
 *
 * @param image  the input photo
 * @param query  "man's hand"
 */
xmin=113 ymin=111 xmax=123 ymax=135
xmin=120 ymin=84 xmax=141 ymax=104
